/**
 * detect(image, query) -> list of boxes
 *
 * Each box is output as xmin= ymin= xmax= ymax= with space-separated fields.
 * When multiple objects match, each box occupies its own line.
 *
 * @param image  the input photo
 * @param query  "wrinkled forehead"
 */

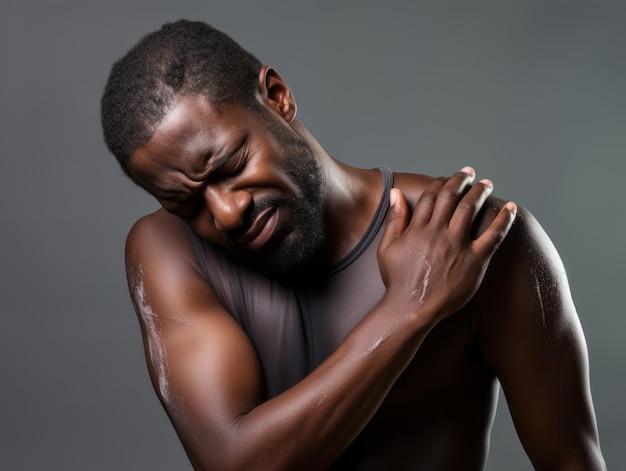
xmin=128 ymin=94 xmax=252 ymax=188
xmin=149 ymin=94 xmax=238 ymax=154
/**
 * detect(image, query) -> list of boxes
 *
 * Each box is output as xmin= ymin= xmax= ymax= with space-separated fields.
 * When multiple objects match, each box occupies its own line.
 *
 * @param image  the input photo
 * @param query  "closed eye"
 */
xmin=210 ymin=138 xmax=249 ymax=180
xmin=160 ymin=136 xmax=249 ymax=218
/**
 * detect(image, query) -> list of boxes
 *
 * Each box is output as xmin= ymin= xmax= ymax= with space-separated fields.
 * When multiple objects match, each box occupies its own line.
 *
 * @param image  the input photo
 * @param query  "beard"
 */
xmin=220 ymin=121 xmax=327 ymax=280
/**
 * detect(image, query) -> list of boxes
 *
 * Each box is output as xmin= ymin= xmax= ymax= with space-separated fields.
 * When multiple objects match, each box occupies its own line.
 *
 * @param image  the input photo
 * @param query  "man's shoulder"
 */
xmin=472 ymin=199 xmax=570 ymax=323
xmin=394 ymin=172 xmax=516 ymax=222
xmin=127 ymin=208 xmax=185 ymax=244
xmin=390 ymin=171 xmax=433 ymax=205
xmin=125 ymin=208 xmax=197 ymax=273
xmin=391 ymin=169 xmax=556 ymax=276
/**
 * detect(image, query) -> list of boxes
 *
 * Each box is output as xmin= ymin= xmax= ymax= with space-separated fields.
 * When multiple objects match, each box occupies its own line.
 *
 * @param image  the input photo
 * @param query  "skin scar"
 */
xmin=130 ymin=266 xmax=172 ymax=405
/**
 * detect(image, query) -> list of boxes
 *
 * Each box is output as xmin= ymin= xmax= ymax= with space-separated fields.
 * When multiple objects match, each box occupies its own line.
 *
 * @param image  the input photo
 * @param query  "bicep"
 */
xmin=477 ymin=208 xmax=602 ymax=468
xmin=154 ymin=299 xmax=266 ymax=462
xmin=126 ymin=215 xmax=266 ymax=468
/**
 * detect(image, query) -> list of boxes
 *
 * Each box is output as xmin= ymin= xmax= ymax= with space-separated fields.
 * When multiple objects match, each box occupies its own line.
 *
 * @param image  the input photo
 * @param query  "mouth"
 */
xmin=237 ymin=206 xmax=279 ymax=251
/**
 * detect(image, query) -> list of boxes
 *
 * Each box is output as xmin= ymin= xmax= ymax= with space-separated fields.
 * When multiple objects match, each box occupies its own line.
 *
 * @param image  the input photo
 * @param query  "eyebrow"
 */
xmin=155 ymin=134 xmax=248 ymax=201
xmin=203 ymin=134 xmax=248 ymax=178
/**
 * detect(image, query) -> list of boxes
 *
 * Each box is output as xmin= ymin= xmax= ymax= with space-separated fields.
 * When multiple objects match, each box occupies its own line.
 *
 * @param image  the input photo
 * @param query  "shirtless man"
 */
xmin=101 ymin=20 xmax=605 ymax=470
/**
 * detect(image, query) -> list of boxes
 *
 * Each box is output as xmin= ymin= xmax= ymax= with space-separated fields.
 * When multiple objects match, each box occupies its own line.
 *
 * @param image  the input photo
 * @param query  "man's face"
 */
xmin=129 ymin=94 xmax=327 ymax=278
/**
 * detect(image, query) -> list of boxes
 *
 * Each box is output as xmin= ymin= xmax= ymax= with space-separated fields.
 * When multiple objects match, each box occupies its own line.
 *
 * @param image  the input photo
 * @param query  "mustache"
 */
xmin=226 ymin=194 xmax=291 ymax=242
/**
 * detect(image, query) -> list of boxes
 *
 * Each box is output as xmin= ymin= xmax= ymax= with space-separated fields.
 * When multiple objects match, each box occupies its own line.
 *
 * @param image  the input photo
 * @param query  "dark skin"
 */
xmin=125 ymin=66 xmax=605 ymax=470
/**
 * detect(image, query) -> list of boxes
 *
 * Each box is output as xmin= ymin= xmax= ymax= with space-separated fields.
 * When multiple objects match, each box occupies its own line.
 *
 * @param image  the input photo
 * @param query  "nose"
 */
xmin=204 ymin=185 xmax=252 ymax=232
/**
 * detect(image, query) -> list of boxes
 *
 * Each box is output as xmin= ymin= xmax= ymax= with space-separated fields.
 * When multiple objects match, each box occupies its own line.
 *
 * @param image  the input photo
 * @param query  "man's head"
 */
xmin=102 ymin=21 xmax=328 ymax=278
xmin=101 ymin=20 xmax=262 ymax=177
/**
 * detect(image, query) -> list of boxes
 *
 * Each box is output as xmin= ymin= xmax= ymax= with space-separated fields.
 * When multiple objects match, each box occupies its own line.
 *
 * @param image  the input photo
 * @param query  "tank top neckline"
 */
xmin=328 ymin=167 xmax=393 ymax=275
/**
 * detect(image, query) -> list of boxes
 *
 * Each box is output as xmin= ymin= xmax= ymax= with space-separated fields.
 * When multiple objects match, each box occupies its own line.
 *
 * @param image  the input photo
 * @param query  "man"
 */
xmin=101 ymin=20 xmax=605 ymax=470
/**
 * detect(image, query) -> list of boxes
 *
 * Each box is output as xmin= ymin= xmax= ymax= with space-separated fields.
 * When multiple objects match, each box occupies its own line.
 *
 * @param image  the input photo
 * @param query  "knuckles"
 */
xmin=437 ymin=186 xmax=465 ymax=201
xmin=457 ymin=199 xmax=478 ymax=214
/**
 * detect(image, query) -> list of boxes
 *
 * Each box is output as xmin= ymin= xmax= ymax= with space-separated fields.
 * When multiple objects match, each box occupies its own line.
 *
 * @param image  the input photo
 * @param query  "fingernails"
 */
xmin=480 ymin=179 xmax=493 ymax=190
xmin=389 ymin=189 xmax=397 ymax=207
xmin=460 ymin=166 xmax=475 ymax=176
xmin=504 ymin=202 xmax=517 ymax=215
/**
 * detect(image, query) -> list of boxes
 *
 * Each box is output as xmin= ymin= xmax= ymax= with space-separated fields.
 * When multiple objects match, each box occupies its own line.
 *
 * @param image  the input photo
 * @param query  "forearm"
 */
xmin=172 ymin=173 xmax=516 ymax=470
xmin=207 ymin=295 xmax=434 ymax=471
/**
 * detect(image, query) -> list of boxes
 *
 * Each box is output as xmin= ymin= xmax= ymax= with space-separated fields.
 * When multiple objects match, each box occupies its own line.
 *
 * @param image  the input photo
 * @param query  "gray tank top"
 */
xmin=182 ymin=168 xmax=393 ymax=398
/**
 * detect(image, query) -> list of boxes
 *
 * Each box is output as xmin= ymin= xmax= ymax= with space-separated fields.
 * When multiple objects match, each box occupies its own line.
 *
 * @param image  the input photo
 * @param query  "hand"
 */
xmin=378 ymin=167 xmax=517 ymax=325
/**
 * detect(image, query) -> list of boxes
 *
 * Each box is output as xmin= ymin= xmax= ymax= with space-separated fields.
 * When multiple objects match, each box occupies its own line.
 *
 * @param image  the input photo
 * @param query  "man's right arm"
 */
xmin=126 ymin=170 xmax=516 ymax=471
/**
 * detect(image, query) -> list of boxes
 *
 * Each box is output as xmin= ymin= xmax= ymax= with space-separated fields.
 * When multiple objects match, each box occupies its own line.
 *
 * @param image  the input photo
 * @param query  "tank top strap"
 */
xmin=329 ymin=167 xmax=394 ymax=275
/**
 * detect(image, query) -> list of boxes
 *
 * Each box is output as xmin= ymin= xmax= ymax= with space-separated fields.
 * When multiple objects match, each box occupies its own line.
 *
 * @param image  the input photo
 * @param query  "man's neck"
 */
xmin=289 ymin=120 xmax=386 ymax=267
xmin=320 ymin=159 xmax=385 ymax=266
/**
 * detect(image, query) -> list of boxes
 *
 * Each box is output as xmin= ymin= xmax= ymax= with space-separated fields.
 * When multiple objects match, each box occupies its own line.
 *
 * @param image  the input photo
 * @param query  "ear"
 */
xmin=257 ymin=66 xmax=297 ymax=123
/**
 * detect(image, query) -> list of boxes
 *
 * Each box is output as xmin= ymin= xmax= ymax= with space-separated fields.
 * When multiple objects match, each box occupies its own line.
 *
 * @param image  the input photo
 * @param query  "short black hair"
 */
xmin=100 ymin=20 xmax=262 ymax=177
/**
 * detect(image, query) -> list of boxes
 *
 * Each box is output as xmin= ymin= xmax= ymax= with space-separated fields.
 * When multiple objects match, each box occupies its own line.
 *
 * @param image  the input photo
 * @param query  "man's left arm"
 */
xmin=476 ymin=204 xmax=605 ymax=470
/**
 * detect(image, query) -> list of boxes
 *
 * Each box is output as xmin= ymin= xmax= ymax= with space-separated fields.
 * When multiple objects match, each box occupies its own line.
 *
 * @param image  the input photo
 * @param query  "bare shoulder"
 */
xmin=124 ymin=208 xmax=223 ymax=330
xmin=392 ymin=169 xmax=571 ymax=318
xmin=391 ymin=171 xmax=433 ymax=205
xmin=479 ymin=201 xmax=569 ymax=296
xmin=126 ymin=208 xmax=192 ymax=260
xmin=125 ymin=208 xmax=203 ymax=280
xmin=470 ymin=198 xmax=584 ymax=370
xmin=392 ymin=170 xmax=516 ymax=233
xmin=391 ymin=170 xmax=510 ymax=214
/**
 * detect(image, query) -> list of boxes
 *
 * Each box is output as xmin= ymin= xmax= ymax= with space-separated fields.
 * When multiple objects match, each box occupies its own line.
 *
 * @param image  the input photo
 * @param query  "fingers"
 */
xmin=410 ymin=177 xmax=447 ymax=225
xmin=412 ymin=167 xmax=475 ymax=228
xmin=384 ymin=168 xmax=517 ymax=259
xmin=473 ymin=202 xmax=517 ymax=257
xmin=447 ymin=179 xmax=494 ymax=236
xmin=379 ymin=188 xmax=410 ymax=254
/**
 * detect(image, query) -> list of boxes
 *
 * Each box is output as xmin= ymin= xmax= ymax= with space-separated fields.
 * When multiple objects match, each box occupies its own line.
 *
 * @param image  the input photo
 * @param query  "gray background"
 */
xmin=1 ymin=1 xmax=624 ymax=469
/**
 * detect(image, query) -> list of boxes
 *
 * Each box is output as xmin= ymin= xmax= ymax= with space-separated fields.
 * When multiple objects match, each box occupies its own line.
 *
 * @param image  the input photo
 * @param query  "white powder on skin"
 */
xmin=357 ymin=336 xmax=388 ymax=360
xmin=356 ymin=249 xmax=432 ymax=363
xmin=130 ymin=267 xmax=171 ymax=404
xmin=530 ymin=265 xmax=555 ymax=351
xmin=316 ymin=394 xmax=328 ymax=408
xmin=409 ymin=250 xmax=432 ymax=305
xmin=531 ymin=267 xmax=547 ymax=333
xmin=162 ymin=316 xmax=192 ymax=327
